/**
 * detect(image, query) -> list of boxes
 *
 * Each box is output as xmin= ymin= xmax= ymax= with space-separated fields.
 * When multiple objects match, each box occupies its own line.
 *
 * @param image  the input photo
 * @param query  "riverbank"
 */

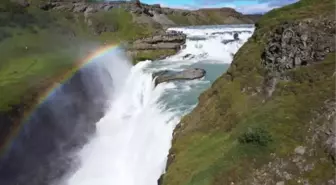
xmin=162 ymin=0 xmax=336 ymax=184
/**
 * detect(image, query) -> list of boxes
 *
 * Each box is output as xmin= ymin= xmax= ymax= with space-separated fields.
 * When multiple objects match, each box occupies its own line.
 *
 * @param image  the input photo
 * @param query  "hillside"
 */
xmin=164 ymin=7 xmax=254 ymax=25
xmin=162 ymin=0 xmax=336 ymax=184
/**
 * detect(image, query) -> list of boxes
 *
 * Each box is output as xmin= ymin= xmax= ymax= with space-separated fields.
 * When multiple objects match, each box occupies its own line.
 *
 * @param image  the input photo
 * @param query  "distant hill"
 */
xmin=244 ymin=13 xmax=263 ymax=23
xmin=29 ymin=1 xmax=257 ymax=26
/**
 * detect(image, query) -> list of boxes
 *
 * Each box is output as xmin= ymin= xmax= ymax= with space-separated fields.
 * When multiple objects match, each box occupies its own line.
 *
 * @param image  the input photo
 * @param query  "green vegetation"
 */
xmin=0 ymin=1 xmax=168 ymax=153
xmin=255 ymin=0 xmax=336 ymax=39
xmin=167 ymin=14 xmax=194 ymax=25
xmin=162 ymin=0 xmax=336 ymax=184
xmin=89 ymin=8 xmax=154 ymax=42
xmin=0 ymin=1 xmax=155 ymax=111
xmin=238 ymin=127 xmax=273 ymax=146
xmin=0 ymin=2 xmax=87 ymax=111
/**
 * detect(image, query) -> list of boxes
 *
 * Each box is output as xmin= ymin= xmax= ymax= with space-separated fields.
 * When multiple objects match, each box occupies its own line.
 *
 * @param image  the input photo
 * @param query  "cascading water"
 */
xmin=64 ymin=24 xmax=254 ymax=185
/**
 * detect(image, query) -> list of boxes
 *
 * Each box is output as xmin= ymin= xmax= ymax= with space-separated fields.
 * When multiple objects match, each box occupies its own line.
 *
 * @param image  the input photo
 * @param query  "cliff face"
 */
xmin=17 ymin=1 xmax=255 ymax=62
xmin=163 ymin=0 xmax=336 ymax=184
xmin=25 ymin=1 xmax=256 ymax=27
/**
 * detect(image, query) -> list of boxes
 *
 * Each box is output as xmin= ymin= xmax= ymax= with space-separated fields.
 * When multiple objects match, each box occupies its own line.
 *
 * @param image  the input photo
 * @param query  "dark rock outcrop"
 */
xmin=126 ymin=32 xmax=186 ymax=62
xmin=152 ymin=68 xmax=206 ymax=86
xmin=262 ymin=18 xmax=335 ymax=73
xmin=221 ymin=32 xmax=240 ymax=44
xmin=261 ymin=17 xmax=335 ymax=98
xmin=182 ymin=53 xmax=193 ymax=59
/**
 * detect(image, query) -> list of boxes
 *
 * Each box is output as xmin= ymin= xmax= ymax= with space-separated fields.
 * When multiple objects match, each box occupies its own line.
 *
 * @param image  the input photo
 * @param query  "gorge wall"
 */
xmin=0 ymin=0 xmax=256 ymax=143
xmin=162 ymin=0 xmax=336 ymax=184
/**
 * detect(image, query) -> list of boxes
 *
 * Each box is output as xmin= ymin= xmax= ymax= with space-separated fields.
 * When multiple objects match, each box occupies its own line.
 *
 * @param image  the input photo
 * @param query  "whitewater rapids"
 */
xmin=64 ymin=25 xmax=254 ymax=185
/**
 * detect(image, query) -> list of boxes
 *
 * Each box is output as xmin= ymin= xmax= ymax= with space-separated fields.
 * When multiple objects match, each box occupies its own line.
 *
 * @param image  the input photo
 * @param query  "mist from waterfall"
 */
xmin=63 ymin=24 xmax=255 ymax=185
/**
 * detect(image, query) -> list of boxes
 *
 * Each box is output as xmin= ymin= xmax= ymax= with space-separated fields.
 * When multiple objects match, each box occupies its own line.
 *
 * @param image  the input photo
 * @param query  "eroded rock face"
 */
xmin=126 ymin=32 xmax=186 ymax=61
xmin=130 ymin=32 xmax=186 ymax=50
xmin=262 ymin=18 xmax=336 ymax=73
xmin=261 ymin=17 xmax=336 ymax=98
xmin=152 ymin=68 xmax=206 ymax=86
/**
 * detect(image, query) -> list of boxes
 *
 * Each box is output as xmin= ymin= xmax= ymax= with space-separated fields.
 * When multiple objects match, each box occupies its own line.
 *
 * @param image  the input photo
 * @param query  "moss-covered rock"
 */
xmin=162 ymin=0 xmax=336 ymax=184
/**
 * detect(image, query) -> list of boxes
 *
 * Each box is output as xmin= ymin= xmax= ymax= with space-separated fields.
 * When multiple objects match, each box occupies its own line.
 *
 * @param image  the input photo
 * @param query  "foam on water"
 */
xmin=166 ymin=25 xmax=254 ymax=63
xmin=64 ymin=24 xmax=254 ymax=185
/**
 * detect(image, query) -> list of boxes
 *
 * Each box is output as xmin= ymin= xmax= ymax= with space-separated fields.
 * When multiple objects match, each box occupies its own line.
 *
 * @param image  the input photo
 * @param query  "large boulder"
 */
xmin=152 ymin=68 xmax=206 ymax=86
xmin=221 ymin=32 xmax=240 ymax=44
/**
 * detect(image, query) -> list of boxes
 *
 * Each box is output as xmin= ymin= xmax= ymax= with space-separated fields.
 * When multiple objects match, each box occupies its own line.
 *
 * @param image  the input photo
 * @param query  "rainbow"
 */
xmin=0 ymin=44 xmax=120 ymax=156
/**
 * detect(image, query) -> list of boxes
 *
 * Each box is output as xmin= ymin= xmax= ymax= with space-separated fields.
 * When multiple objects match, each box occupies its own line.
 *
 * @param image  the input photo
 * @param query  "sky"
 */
xmin=141 ymin=0 xmax=299 ymax=14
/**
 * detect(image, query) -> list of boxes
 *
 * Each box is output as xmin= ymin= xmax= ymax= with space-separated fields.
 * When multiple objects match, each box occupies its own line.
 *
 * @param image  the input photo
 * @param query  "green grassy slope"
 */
xmin=0 ymin=1 xmax=160 ymax=150
xmin=0 ymin=1 xmax=154 ymax=111
xmin=162 ymin=0 xmax=336 ymax=184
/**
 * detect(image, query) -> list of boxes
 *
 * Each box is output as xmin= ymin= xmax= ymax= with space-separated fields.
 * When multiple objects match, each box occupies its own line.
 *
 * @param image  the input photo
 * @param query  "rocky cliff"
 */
xmin=18 ymin=0 xmax=256 ymax=63
xmin=162 ymin=0 xmax=336 ymax=184
xmin=126 ymin=32 xmax=186 ymax=62
xmin=28 ymin=0 xmax=256 ymax=27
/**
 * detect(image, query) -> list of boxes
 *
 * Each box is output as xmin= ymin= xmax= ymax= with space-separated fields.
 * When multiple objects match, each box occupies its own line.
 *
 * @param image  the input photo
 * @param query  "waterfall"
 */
xmin=64 ymin=25 xmax=254 ymax=185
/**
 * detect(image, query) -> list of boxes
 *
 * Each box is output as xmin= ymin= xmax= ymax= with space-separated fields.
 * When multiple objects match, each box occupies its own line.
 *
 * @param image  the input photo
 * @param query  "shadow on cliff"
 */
xmin=0 ymin=61 xmax=115 ymax=185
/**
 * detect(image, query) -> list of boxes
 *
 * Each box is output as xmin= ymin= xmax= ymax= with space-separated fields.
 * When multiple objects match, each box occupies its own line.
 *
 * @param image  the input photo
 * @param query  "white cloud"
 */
xmin=191 ymin=2 xmax=281 ymax=14
xmin=156 ymin=1 xmax=197 ymax=9
xmin=151 ymin=0 xmax=281 ymax=14
xmin=234 ymin=3 xmax=280 ymax=14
